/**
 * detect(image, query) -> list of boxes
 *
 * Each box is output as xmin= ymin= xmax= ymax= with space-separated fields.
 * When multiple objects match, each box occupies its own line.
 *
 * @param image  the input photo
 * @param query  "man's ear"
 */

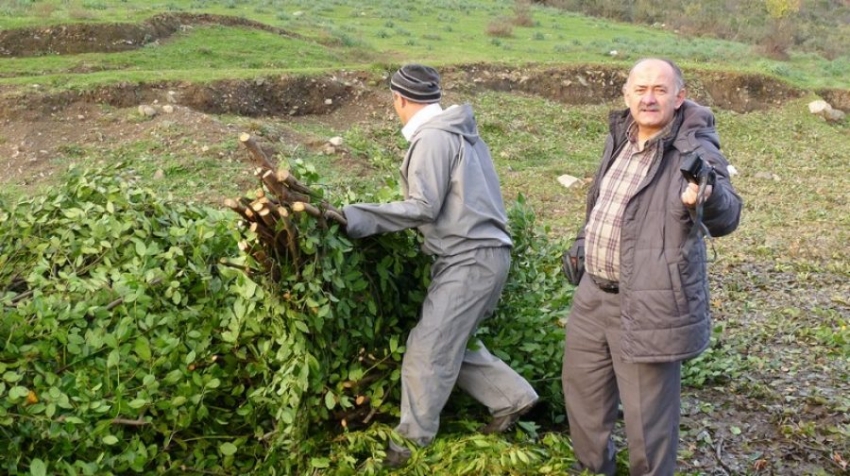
xmin=675 ymin=88 xmax=687 ymax=109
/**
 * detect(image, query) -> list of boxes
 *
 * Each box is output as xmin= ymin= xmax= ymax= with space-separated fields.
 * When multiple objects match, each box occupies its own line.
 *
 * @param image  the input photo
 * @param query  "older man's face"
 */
xmin=623 ymin=60 xmax=686 ymax=137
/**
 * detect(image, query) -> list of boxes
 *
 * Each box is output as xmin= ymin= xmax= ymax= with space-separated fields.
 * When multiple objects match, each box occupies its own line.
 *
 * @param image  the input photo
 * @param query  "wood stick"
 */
xmin=258 ymin=207 xmax=293 ymax=257
xmin=252 ymin=248 xmax=281 ymax=281
xmin=257 ymin=207 xmax=277 ymax=230
xmin=10 ymin=289 xmax=34 ymax=304
xmin=112 ymin=417 xmax=150 ymax=427
xmin=223 ymin=198 xmax=253 ymax=222
xmin=218 ymin=258 xmax=257 ymax=275
xmin=292 ymin=201 xmax=346 ymax=226
xmin=249 ymin=221 xmax=276 ymax=244
xmin=239 ymin=133 xmax=277 ymax=170
xmin=250 ymin=199 xmax=267 ymax=213
xmin=277 ymin=206 xmax=300 ymax=266
xmin=276 ymin=169 xmax=313 ymax=195
xmin=262 ymin=169 xmax=310 ymax=204
xmin=291 ymin=201 xmax=322 ymax=219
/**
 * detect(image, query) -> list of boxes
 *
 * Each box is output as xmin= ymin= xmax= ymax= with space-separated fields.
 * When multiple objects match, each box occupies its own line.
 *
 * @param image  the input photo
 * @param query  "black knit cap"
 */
xmin=390 ymin=64 xmax=442 ymax=103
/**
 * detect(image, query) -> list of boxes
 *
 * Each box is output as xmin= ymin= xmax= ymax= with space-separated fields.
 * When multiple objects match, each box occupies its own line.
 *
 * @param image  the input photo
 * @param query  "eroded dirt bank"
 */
xmin=0 ymin=13 xmax=302 ymax=57
xmin=0 ymin=64 xmax=806 ymax=123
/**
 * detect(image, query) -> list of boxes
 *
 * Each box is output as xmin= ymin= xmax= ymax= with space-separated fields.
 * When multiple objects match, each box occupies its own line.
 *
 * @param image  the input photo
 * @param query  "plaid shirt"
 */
xmin=585 ymin=122 xmax=671 ymax=282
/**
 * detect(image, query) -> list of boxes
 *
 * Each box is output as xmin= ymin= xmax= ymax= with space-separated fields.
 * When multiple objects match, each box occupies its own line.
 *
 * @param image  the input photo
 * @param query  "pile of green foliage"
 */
xmin=0 ymin=165 xmax=570 ymax=474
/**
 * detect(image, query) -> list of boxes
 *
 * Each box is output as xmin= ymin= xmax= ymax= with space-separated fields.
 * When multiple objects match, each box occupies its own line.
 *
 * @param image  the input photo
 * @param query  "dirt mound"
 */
xmin=1 ymin=73 xmax=367 ymax=122
xmin=0 ymin=65 xmax=805 ymax=124
xmin=0 ymin=63 xmax=807 ymax=195
xmin=816 ymin=87 xmax=850 ymax=111
xmin=446 ymin=64 xmax=804 ymax=113
xmin=0 ymin=13 xmax=301 ymax=57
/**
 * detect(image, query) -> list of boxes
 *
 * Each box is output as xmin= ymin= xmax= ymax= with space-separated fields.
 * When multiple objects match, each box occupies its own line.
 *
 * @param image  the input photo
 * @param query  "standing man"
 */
xmin=342 ymin=64 xmax=539 ymax=467
xmin=562 ymin=58 xmax=741 ymax=475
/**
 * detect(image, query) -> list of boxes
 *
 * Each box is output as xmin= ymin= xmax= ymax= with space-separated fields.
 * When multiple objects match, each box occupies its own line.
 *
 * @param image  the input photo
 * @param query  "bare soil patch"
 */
xmin=0 ymin=64 xmax=805 ymax=194
xmin=0 ymin=13 xmax=304 ymax=57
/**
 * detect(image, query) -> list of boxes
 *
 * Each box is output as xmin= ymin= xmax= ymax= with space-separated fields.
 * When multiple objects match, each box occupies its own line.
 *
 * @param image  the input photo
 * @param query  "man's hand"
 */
xmin=324 ymin=208 xmax=348 ymax=227
xmin=681 ymin=183 xmax=712 ymax=208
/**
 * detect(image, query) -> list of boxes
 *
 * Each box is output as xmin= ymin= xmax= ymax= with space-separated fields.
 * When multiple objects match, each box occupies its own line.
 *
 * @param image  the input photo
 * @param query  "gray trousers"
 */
xmin=562 ymin=274 xmax=681 ymax=476
xmin=395 ymin=247 xmax=539 ymax=445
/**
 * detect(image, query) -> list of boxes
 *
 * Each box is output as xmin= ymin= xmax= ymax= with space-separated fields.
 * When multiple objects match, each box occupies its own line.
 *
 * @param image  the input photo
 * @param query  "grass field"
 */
xmin=1 ymin=1 xmax=848 ymax=475
xmin=1 ymin=0 xmax=849 ymax=90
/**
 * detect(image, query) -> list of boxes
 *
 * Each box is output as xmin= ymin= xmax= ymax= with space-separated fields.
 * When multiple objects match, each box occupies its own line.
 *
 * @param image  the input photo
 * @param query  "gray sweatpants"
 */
xmin=394 ymin=246 xmax=539 ymax=445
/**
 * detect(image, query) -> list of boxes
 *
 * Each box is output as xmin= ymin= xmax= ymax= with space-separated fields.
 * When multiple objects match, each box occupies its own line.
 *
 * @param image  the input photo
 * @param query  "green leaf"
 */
xmin=219 ymin=442 xmax=238 ymax=456
xmin=310 ymin=457 xmax=330 ymax=469
xmin=134 ymin=239 xmax=147 ymax=256
xmin=221 ymin=330 xmax=237 ymax=343
xmin=471 ymin=438 xmax=491 ymax=448
xmin=128 ymin=398 xmax=148 ymax=409
xmin=2 ymin=371 xmax=21 ymax=383
xmin=102 ymin=435 xmax=119 ymax=445
xmin=29 ymin=458 xmax=47 ymax=476
xmin=324 ymin=391 xmax=336 ymax=410
xmin=134 ymin=337 xmax=151 ymax=361
xmin=517 ymin=450 xmax=530 ymax=464
xmin=9 ymin=386 xmax=29 ymax=399
xmin=107 ymin=349 xmax=120 ymax=367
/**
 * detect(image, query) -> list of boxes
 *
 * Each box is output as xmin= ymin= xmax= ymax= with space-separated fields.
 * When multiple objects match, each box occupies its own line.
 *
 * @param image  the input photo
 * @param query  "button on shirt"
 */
xmin=585 ymin=122 xmax=671 ymax=283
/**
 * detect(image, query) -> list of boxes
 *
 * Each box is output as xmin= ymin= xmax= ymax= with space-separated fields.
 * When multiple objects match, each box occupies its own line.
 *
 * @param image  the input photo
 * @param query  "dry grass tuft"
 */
xmin=32 ymin=2 xmax=57 ymax=19
xmin=486 ymin=18 xmax=514 ymax=37
xmin=512 ymin=1 xmax=534 ymax=27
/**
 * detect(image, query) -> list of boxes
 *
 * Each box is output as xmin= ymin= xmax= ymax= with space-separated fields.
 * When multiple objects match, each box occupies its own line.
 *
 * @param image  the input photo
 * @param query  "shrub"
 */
xmin=1 ymin=165 xmax=571 ymax=473
xmin=487 ymin=18 xmax=514 ymax=38
xmin=756 ymin=20 xmax=795 ymax=60
xmin=512 ymin=0 xmax=535 ymax=27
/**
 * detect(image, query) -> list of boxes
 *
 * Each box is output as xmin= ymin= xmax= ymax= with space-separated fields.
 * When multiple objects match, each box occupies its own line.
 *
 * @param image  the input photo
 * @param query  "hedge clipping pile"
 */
xmin=0 ymin=135 xmax=569 ymax=475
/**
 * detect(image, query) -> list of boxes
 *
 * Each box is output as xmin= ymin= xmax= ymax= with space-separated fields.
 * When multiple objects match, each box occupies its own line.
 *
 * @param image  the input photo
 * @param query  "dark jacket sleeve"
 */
xmin=697 ymin=144 xmax=742 ymax=237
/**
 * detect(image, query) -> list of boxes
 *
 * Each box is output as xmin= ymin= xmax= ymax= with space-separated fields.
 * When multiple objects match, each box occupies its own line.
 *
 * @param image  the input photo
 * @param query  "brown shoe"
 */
xmin=479 ymin=398 xmax=539 ymax=434
xmin=383 ymin=440 xmax=412 ymax=468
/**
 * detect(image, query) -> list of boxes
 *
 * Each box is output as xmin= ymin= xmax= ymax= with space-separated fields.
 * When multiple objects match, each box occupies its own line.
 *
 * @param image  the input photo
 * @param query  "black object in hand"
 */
xmin=680 ymin=152 xmax=716 ymax=186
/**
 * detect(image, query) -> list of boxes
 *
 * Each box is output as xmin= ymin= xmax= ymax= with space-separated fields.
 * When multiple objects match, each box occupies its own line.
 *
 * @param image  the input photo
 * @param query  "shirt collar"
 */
xmin=627 ymin=120 xmax=674 ymax=152
xmin=402 ymin=103 xmax=443 ymax=142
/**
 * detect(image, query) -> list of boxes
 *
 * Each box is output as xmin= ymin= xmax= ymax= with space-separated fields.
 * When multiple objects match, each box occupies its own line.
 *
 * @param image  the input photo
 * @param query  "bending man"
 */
xmin=342 ymin=64 xmax=539 ymax=467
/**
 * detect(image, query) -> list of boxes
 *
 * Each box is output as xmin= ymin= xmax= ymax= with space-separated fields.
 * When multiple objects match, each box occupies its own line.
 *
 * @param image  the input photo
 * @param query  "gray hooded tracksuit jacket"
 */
xmin=342 ymin=104 xmax=537 ymax=444
xmin=343 ymin=104 xmax=512 ymax=254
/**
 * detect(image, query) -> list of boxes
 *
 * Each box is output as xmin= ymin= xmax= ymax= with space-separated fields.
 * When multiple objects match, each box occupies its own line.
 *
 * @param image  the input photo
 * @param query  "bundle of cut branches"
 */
xmin=222 ymin=133 xmax=346 ymax=281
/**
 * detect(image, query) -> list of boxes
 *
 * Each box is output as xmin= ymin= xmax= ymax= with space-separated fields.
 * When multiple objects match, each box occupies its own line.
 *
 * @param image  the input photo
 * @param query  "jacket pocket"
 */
xmin=668 ymin=262 xmax=689 ymax=317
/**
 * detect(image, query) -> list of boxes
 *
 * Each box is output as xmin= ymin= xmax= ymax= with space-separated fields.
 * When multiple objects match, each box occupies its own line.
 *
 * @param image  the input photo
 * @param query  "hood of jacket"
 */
xmin=415 ymin=104 xmax=480 ymax=145
xmin=608 ymin=100 xmax=721 ymax=156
